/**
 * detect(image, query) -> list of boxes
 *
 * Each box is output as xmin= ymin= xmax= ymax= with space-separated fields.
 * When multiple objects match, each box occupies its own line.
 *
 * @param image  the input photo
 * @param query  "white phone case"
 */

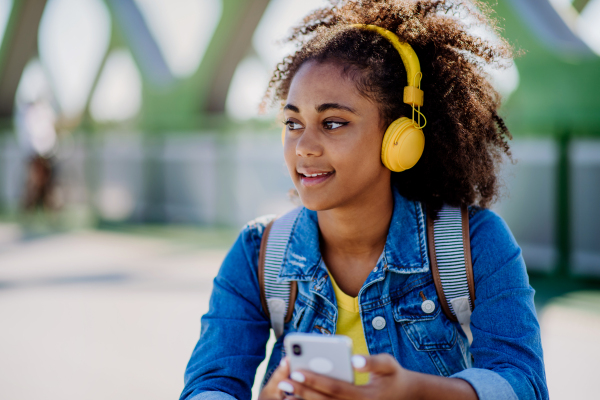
xmin=284 ymin=333 xmax=354 ymax=383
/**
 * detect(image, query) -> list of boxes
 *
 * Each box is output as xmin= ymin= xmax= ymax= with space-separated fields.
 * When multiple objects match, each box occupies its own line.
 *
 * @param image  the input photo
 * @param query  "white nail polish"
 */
xmin=280 ymin=358 xmax=287 ymax=367
xmin=351 ymin=355 xmax=366 ymax=369
xmin=278 ymin=381 xmax=294 ymax=393
xmin=291 ymin=371 xmax=305 ymax=383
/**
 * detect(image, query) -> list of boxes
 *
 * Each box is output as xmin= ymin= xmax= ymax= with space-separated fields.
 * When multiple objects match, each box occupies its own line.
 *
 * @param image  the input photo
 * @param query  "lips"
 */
xmin=299 ymin=171 xmax=334 ymax=178
xmin=297 ymin=170 xmax=335 ymax=187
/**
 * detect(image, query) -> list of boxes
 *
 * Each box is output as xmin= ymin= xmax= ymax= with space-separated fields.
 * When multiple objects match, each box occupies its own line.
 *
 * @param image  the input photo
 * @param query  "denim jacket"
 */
xmin=181 ymin=189 xmax=548 ymax=400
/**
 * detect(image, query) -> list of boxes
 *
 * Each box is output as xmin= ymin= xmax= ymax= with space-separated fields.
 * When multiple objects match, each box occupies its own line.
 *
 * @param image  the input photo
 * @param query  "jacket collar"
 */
xmin=279 ymin=187 xmax=430 ymax=281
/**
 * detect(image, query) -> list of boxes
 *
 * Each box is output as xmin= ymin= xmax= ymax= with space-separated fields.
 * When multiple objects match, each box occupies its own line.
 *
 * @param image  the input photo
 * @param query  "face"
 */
xmin=283 ymin=61 xmax=391 ymax=211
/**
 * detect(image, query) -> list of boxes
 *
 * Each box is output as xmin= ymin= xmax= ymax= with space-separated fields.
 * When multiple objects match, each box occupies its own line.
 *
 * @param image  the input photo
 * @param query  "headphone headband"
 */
xmin=350 ymin=24 xmax=424 ymax=109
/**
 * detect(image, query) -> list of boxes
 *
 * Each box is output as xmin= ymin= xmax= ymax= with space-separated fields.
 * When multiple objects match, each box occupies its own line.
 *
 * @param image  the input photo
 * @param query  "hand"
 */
xmin=258 ymin=357 xmax=292 ymax=400
xmin=275 ymin=353 xmax=417 ymax=400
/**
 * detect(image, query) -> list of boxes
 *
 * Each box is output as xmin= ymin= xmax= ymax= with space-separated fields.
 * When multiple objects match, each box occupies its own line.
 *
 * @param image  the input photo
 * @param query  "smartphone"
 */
xmin=284 ymin=333 xmax=354 ymax=383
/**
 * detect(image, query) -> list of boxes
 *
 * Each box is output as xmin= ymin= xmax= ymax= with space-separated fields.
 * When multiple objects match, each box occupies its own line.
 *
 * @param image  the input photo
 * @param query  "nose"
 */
xmin=295 ymin=126 xmax=323 ymax=158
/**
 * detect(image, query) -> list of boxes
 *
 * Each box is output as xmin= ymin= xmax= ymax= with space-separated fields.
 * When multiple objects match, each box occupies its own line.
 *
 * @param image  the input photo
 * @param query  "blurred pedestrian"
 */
xmin=16 ymin=100 xmax=59 ymax=213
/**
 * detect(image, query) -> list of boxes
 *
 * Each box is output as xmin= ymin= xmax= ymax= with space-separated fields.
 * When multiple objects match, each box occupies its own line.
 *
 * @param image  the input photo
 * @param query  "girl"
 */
xmin=181 ymin=1 xmax=548 ymax=399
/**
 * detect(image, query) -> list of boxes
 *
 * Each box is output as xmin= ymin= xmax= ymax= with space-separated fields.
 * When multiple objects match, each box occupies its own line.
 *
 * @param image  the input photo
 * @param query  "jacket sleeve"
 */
xmin=180 ymin=221 xmax=271 ymax=400
xmin=450 ymin=208 xmax=548 ymax=400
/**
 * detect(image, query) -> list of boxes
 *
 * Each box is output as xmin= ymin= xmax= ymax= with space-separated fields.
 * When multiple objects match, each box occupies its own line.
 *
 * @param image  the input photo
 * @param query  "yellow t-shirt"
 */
xmin=328 ymin=272 xmax=370 ymax=385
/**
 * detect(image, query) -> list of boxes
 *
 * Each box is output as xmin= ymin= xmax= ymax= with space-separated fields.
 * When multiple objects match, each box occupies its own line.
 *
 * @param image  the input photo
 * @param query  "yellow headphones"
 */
xmin=282 ymin=24 xmax=427 ymax=172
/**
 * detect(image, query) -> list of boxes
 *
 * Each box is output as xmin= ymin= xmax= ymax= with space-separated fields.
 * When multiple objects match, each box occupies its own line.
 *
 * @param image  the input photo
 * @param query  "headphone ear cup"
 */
xmin=381 ymin=117 xmax=425 ymax=172
xmin=281 ymin=127 xmax=286 ymax=146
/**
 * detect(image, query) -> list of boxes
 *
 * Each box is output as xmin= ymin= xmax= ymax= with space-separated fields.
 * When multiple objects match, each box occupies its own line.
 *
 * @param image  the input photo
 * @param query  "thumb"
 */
xmin=352 ymin=353 xmax=398 ymax=375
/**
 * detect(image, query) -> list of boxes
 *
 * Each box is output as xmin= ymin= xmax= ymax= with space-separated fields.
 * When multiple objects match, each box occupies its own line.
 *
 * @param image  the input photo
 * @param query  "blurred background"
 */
xmin=0 ymin=0 xmax=598 ymax=399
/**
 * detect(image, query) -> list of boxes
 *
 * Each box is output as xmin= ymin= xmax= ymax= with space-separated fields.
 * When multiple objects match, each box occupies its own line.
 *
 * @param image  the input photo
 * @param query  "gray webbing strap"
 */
xmin=264 ymin=207 xmax=302 ymax=338
xmin=431 ymin=204 xmax=474 ymax=343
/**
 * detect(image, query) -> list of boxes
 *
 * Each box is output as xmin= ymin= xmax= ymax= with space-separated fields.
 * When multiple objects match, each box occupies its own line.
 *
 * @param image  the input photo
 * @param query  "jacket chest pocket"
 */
xmin=290 ymin=295 xmax=334 ymax=335
xmin=390 ymin=280 xmax=469 ymax=377
xmin=392 ymin=282 xmax=457 ymax=352
xmin=399 ymin=310 xmax=457 ymax=351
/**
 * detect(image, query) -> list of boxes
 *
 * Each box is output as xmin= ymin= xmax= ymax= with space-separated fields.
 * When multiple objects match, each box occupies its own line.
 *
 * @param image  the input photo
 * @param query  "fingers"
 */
xmin=279 ymin=369 xmax=360 ymax=400
xmin=352 ymin=353 xmax=398 ymax=375
xmin=273 ymin=354 xmax=400 ymax=399
xmin=271 ymin=357 xmax=290 ymax=381
xmin=259 ymin=358 xmax=290 ymax=400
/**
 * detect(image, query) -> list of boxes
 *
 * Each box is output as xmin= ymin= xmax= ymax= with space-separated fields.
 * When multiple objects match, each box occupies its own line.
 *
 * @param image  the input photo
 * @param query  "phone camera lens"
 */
xmin=292 ymin=344 xmax=302 ymax=356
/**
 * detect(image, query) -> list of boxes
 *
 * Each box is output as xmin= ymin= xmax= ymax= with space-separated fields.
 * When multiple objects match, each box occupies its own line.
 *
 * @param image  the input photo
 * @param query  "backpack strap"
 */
xmin=258 ymin=208 xmax=302 ymax=338
xmin=427 ymin=204 xmax=476 ymax=344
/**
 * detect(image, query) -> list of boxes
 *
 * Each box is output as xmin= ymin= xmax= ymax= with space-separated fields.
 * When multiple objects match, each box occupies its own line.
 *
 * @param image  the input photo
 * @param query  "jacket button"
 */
xmin=372 ymin=316 xmax=386 ymax=330
xmin=421 ymin=300 xmax=435 ymax=314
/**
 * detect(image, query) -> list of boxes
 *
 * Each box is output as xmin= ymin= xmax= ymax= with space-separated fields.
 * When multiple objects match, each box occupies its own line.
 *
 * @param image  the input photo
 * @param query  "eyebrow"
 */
xmin=316 ymin=103 xmax=358 ymax=114
xmin=283 ymin=103 xmax=358 ymax=115
xmin=283 ymin=104 xmax=300 ymax=113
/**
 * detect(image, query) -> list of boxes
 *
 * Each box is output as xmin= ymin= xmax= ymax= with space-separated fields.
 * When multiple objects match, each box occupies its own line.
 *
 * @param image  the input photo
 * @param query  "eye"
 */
xmin=285 ymin=120 xmax=304 ymax=130
xmin=324 ymin=121 xmax=348 ymax=130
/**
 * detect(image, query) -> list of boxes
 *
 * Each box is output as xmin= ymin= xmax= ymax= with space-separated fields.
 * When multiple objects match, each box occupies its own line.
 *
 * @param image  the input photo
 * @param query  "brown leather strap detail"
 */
xmin=285 ymin=281 xmax=297 ymax=323
xmin=258 ymin=220 xmax=274 ymax=319
xmin=427 ymin=209 xmax=458 ymax=322
xmin=461 ymin=205 xmax=476 ymax=308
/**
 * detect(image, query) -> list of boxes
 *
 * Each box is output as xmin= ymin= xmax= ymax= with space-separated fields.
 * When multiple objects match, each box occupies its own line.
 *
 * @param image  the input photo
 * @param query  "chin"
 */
xmin=296 ymin=191 xmax=341 ymax=212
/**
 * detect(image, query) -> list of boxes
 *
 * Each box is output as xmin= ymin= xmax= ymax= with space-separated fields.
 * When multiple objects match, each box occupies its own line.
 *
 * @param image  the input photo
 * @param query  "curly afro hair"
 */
xmin=263 ymin=0 xmax=518 ymax=214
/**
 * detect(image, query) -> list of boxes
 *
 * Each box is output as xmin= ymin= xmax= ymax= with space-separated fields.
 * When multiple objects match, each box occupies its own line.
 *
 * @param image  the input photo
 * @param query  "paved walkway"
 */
xmin=0 ymin=224 xmax=596 ymax=399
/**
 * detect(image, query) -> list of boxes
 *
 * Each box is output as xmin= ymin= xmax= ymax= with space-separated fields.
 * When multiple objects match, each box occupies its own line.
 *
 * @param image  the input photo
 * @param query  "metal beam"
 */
xmin=486 ymin=0 xmax=600 ymax=134
xmin=572 ymin=0 xmax=592 ymax=13
xmin=0 ymin=0 xmax=47 ymax=118
xmin=136 ymin=0 xmax=271 ymax=130
xmin=556 ymin=130 xmax=571 ymax=277
xmin=103 ymin=0 xmax=173 ymax=87
xmin=204 ymin=0 xmax=270 ymax=113
xmin=505 ymin=0 xmax=593 ymax=58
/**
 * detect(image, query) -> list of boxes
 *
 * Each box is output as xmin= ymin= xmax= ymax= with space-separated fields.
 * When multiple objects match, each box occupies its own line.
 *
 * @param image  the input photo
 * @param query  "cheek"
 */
xmin=283 ymin=141 xmax=297 ymax=175
xmin=337 ymin=129 xmax=384 ymax=174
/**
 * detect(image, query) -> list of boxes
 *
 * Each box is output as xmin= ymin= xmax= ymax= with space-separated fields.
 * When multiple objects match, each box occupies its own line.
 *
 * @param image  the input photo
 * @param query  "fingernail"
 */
xmin=278 ymin=381 xmax=294 ymax=393
xmin=290 ymin=371 xmax=305 ymax=383
xmin=352 ymin=355 xmax=366 ymax=369
xmin=280 ymin=358 xmax=287 ymax=367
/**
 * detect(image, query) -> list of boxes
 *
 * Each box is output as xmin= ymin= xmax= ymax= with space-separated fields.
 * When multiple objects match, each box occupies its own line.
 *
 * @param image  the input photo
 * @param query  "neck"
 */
xmin=317 ymin=186 xmax=394 ymax=258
